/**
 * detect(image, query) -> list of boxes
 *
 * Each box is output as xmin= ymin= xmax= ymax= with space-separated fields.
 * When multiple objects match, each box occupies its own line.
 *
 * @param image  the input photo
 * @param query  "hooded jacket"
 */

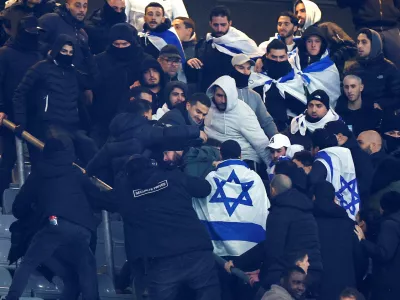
xmin=313 ymin=182 xmax=366 ymax=300
xmin=84 ymin=1 xmax=127 ymax=55
xmin=345 ymin=28 xmax=400 ymax=110
xmin=298 ymin=26 xmax=328 ymax=69
xmin=92 ymin=23 xmax=150 ymax=131
xmin=205 ymin=76 xmax=271 ymax=165
xmin=13 ymin=34 xmax=96 ymax=128
xmin=294 ymin=0 xmax=322 ymax=34
xmin=153 ymin=81 xmax=188 ymax=120
xmin=337 ymin=0 xmax=400 ymax=30
xmin=38 ymin=5 xmax=88 ymax=70
xmin=261 ymin=285 xmax=294 ymax=300
xmin=139 ymin=57 xmax=166 ymax=112
xmin=0 ymin=27 xmax=42 ymax=116
xmin=86 ymin=112 xmax=201 ymax=183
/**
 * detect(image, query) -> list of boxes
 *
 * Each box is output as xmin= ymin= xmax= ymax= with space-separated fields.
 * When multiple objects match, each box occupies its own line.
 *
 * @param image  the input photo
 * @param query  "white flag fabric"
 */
xmin=290 ymin=109 xmax=340 ymax=136
xmin=193 ymin=160 xmax=270 ymax=257
xmin=289 ymin=49 xmax=340 ymax=109
xmin=316 ymin=147 xmax=360 ymax=220
xmin=206 ymin=27 xmax=264 ymax=58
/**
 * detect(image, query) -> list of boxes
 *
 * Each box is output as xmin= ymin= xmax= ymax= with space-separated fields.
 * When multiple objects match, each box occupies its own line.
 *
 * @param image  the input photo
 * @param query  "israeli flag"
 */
xmin=315 ymin=147 xmax=360 ymax=220
xmin=206 ymin=26 xmax=264 ymax=58
xmin=289 ymin=49 xmax=340 ymax=109
xmin=193 ymin=160 xmax=270 ymax=257
xmin=139 ymin=26 xmax=186 ymax=63
xmin=249 ymin=69 xmax=307 ymax=107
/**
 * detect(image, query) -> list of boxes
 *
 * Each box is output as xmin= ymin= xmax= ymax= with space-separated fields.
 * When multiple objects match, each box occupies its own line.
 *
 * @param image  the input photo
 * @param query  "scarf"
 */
xmin=291 ymin=109 xmax=340 ymax=136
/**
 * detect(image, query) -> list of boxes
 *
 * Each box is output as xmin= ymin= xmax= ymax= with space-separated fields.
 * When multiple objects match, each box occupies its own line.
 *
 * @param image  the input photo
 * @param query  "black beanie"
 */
xmin=220 ymin=140 xmax=241 ymax=160
xmin=307 ymin=89 xmax=330 ymax=110
xmin=325 ymin=120 xmax=352 ymax=138
xmin=380 ymin=191 xmax=400 ymax=215
xmin=312 ymin=128 xmax=338 ymax=150
xmin=109 ymin=23 xmax=137 ymax=45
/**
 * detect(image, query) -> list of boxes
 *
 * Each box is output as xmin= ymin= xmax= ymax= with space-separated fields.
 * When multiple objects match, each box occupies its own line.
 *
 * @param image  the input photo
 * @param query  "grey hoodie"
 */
xmin=237 ymin=87 xmax=278 ymax=138
xmin=205 ymin=75 xmax=271 ymax=165
xmin=262 ymin=285 xmax=295 ymax=300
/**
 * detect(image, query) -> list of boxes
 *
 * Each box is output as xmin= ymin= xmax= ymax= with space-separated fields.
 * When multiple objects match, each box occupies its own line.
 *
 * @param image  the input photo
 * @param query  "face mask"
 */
xmin=55 ymin=53 xmax=73 ymax=67
xmin=264 ymin=58 xmax=292 ymax=80
xmin=108 ymin=45 xmax=134 ymax=61
xmin=384 ymin=136 xmax=400 ymax=153
xmin=103 ymin=2 xmax=126 ymax=24
xmin=231 ymin=69 xmax=250 ymax=89
xmin=15 ymin=31 xmax=39 ymax=49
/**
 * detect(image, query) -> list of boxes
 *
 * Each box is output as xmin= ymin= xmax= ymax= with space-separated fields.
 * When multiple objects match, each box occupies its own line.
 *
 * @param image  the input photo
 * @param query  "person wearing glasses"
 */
xmin=157 ymin=44 xmax=186 ymax=82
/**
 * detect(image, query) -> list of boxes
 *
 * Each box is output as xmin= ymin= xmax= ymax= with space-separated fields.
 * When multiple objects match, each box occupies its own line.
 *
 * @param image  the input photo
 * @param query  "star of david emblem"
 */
xmin=209 ymin=170 xmax=254 ymax=216
xmin=335 ymin=176 xmax=360 ymax=216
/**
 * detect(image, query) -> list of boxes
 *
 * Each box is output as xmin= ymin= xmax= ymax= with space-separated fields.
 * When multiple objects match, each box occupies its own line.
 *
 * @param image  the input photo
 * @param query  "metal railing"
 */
xmin=1 ymin=119 xmax=251 ymax=287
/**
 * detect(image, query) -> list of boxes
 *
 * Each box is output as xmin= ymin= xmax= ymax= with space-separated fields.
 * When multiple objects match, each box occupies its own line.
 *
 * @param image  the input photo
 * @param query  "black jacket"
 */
xmin=234 ymin=188 xmax=322 ymax=289
xmin=337 ymin=0 xmax=400 ymax=30
xmin=335 ymin=95 xmax=381 ymax=137
xmin=158 ymin=102 xmax=204 ymax=129
xmin=91 ymin=43 xmax=150 ymax=129
xmin=12 ymin=35 xmax=96 ymax=128
xmin=343 ymin=137 xmax=374 ymax=205
xmin=0 ymin=38 xmax=42 ymax=117
xmin=38 ymin=5 xmax=88 ymax=70
xmin=100 ymin=164 xmax=212 ymax=261
xmin=345 ymin=54 xmax=400 ymax=110
xmin=86 ymin=113 xmax=201 ymax=182
xmin=361 ymin=211 xmax=400 ymax=300
xmin=84 ymin=3 xmax=127 ymax=55
xmin=314 ymin=195 xmax=367 ymax=300
xmin=185 ymin=38 xmax=234 ymax=92
xmin=12 ymin=143 xmax=102 ymax=233
xmin=182 ymin=39 xmax=196 ymax=60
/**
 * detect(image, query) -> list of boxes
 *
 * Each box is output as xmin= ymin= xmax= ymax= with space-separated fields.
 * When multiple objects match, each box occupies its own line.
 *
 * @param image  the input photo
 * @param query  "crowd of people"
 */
xmin=0 ymin=0 xmax=400 ymax=299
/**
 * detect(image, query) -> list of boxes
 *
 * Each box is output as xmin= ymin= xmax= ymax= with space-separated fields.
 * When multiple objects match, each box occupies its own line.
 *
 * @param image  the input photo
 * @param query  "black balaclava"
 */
xmin=263 ymin=58 xmax=292 ymax=80
xmin=50 ymin=34 xmax=75 ymax=67
xmin=14 ymin=27 xmax=39 ymax=51
xmin=230 ymin=68 xmax=250 ymax=89
xmin=103 ymin=0 xmax=126 ymax=25
xmin=107 ymin=23 xmax=139 ymax=61
xmin=381 ymin=114 xmax=400 ymax=153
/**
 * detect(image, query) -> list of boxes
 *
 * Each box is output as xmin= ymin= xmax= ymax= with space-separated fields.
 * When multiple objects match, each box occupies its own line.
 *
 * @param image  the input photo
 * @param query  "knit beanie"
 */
xmin=220 ymin=140 xmax=241 ymax=160
xmin=307 ymin=89 xmax=330 ymax=110
xmin=109 ymin=23 xmax=137 ymax=44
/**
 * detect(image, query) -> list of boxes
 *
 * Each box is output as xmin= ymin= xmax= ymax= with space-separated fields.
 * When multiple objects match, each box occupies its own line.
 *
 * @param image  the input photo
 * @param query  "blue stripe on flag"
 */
xmin=201 ymin=221 xmax=265 ymax=243
xmin=217 ymin=43 xmax=243 ymax=54
xmin=217 ymin=160 xmax=249 ymax=170
xmin=315 ymin=151 xmax=334 ymax=182
xmin=302 ymin=54 xmax=334 ymax=73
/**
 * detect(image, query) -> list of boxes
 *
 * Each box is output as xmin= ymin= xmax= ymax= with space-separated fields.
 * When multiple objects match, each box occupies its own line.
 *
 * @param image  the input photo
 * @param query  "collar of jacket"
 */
xmin=143 ymin=18 xmax=171 ymax=33
xmin=358 ymin=52 xmax=385 ymax=67
xmin=58 ymin=5 xmax=84 ymax=29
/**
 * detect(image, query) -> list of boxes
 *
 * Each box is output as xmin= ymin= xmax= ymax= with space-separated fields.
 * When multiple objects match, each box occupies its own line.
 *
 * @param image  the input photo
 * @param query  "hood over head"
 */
xmin=163 ymin=81 xmax=188 ymax=109
xmin=301 ymin=26 xmax=328 ymax=56
xmin=49 ymin=34 xmax=75 ymax=59
xmin=358 ymin=28 xmax=383 ymax=59
xmin=102 ymin=0 xmax=126 ymax=25
xmin=294 ymin=0 xmax=322 ymax=32
xmin=109 ymin=22 xmax=138 ymax=45
xmin=139 ymin=57 xmax=165 ymax=86
xmin=206 ymin=75 xmax=239 ymax=113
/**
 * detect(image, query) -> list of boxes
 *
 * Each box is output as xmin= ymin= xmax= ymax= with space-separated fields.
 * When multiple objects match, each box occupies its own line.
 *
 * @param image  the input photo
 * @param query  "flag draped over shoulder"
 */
xmin=316 ymin=147 xmax=360 ymax=220
xmin=139 ymin=27 xmax=186 ymax=63
xmin=289 ymin=49 xmax=340 ymax=109
xmin=206 ymin=27 xmax=264 ymax=58
xmin=193 ymin=160 xmax=270 ymax=257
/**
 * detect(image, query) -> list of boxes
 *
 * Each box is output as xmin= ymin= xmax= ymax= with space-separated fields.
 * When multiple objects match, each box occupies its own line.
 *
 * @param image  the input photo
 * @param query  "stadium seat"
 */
xmin=0 ymin=215 xmax=16 ymax=239
xmin=0 ymin=240 xmax=10 ymax=267
xmin=2 ymin=189 xmax=19 ymax=215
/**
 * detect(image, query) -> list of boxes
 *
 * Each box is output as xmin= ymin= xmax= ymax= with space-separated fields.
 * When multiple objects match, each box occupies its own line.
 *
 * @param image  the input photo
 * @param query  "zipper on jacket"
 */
xmin=379 ymin=0 xmax=383 ymax=31
xmin=44 ymin=95 xmax=49 ymax=112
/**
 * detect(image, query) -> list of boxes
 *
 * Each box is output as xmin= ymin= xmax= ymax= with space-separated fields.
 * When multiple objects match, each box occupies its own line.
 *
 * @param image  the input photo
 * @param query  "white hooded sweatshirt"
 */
xmin=205 ymin=76 xmax=271 ymax=165
xmin=125 ymin=0 xmax=188 ymax=31
xmin=294 ymin=0 xmax=322 ymax=34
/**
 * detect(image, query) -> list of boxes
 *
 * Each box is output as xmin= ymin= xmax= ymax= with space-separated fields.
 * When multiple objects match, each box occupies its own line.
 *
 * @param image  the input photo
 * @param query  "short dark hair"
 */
xmin=281 ymin=266 xmax=306 ymax=281
xmin=357 ymin=28 xmax=372 ymax=42
xmin=174 ymin=17 xmax=196 ymax=37
xmin=312 ymin=128 xmax=338 ymax=150
xmin=126 ymin=99 xmax=152 ymax=115
xmin=277 ymin=11 xmax=299 ymax=27
xmin=188 ymin=93 xmax=212 ymax=107
xmin=209 ymin=5 xmax=231 ymax=22
xmin=267 ymin=39 xmax=287 ymax=53
xmin=130 ymin=87 xmax=152 ymax=100
xmin=339 ymin=288 xmax=366 ymax=300
xmin=292 ymin=150 xmax=314 ymax=167
xmin=145 ymin=2 xmax=165 ymax=16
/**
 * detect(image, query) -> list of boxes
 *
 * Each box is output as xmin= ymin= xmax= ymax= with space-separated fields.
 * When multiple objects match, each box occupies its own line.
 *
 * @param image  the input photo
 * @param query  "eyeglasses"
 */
xmin=162 ymin=58 xmax=181 ymax=65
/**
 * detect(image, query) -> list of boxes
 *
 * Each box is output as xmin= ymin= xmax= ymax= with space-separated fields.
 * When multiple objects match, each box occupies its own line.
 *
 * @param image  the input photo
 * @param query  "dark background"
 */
xmin=89 ymin=0 xmax=356 ymax=43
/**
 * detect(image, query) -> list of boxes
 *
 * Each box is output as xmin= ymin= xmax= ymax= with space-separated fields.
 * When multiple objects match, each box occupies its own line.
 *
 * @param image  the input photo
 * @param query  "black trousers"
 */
xmin=28 ymin=122 xmax=98 ymax=167
xmin=147 ymin=250 xmax=221 ymax=300
xmin=6 ymin=219 xmax=99 ymax=300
